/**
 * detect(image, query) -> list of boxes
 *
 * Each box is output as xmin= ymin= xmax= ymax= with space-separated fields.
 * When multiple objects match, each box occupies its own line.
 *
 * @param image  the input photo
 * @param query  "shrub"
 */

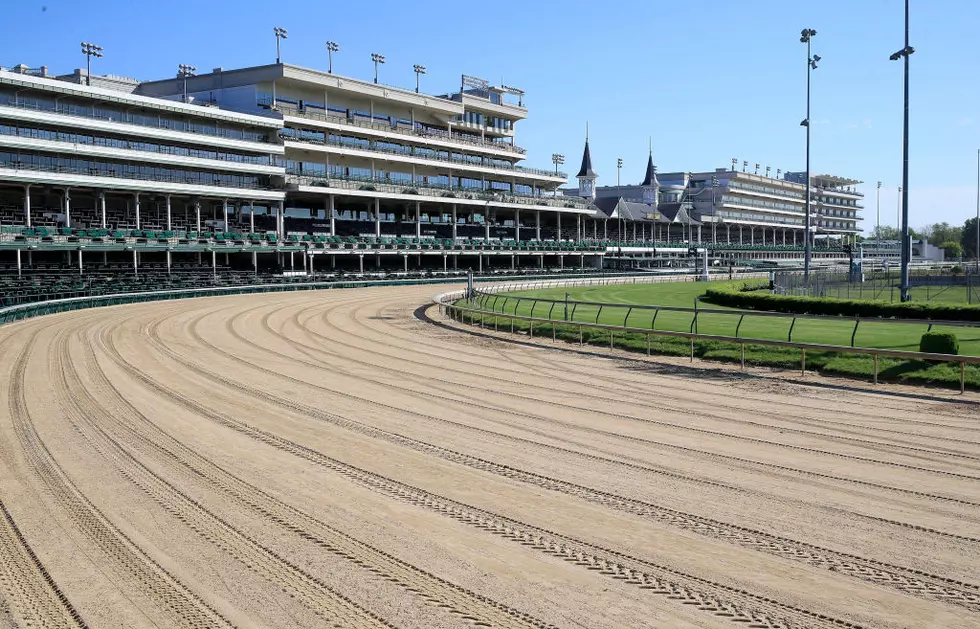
xmin=919 ymin=331 xmax=959 ymax=355
xmin=702 ymin=287 xmax=980 ymax=322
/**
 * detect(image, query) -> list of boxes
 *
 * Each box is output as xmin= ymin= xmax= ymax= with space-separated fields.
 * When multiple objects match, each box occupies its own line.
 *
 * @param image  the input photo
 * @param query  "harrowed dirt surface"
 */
xmin=0 ymin=283 xmax=978 ymax=629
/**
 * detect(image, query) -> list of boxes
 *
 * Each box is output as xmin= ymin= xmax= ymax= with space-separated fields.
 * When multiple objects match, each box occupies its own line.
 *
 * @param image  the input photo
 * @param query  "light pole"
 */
xmin=617 ymin=158 xmax=624 ymax=241
xmin=326 ymin=41 xmax=339 ymax=73
xmin=975 ymin=148 xmax=979 ymax=272
xmin=800 ymin=28 xmax=820 ymax=279
xmin=890 ymin=0 xmax=914 ymax=301
xmin=876 ymin=180 xmax=882 ymax=260
xmin=80 ymin=42 xmax=103 ymax=87
xmin=551 ymin=154 xmax=564 ymax=198
xmin=413 ymin=64 xmax=426 ymax=93
xmin=274 ymin=27 xmax=288 ymax=64
xmin=177 ymin=64 xmax=196 ymax=103
xmin=371 ymin=53 xmax=385 ymax=84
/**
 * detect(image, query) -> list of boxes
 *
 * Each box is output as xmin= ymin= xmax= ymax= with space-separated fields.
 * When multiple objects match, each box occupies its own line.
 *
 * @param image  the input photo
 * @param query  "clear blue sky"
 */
xmin=4 ymin=0 xmax=979 ymax=234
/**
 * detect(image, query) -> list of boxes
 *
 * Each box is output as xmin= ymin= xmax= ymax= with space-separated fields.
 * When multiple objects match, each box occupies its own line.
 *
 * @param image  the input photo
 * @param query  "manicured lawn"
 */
xmin=457 ymin=279 xmax=980 ymax=390
xmin=489 ymin=280 xmax=980 ymax=356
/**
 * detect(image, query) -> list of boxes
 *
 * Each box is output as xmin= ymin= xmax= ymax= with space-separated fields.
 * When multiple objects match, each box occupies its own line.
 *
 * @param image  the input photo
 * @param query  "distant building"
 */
xmin=562 ymin=139 xmax=864 ymax=245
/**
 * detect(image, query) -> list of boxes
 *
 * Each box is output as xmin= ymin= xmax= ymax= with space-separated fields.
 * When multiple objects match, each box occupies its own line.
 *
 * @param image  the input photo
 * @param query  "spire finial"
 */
xmin=648 ymin=136 xmax=652 ymax=156
xmin=586 ymin=121 xmax=589 ymax=142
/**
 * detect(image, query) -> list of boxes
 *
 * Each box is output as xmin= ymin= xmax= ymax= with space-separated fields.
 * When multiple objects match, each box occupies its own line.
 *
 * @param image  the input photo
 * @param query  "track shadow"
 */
xmin=413 ymin=303 xmax=979 ymax=407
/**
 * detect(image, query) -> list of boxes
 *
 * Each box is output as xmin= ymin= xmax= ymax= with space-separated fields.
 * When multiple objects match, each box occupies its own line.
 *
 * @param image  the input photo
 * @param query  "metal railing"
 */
xmin=285 ymin=173 xmax=593 ymax=209
xmin=435 ymin=278 xmax=978 ymax=393
xmin=268 ymin=99 xmax=527 ymax=155
xmin=281 ymin=132 xmax=562 ymax=178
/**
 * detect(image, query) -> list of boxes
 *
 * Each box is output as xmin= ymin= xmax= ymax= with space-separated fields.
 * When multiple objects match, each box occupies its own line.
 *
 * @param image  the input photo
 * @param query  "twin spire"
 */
xmin=575 ymin=126 xmax=658 ymax=206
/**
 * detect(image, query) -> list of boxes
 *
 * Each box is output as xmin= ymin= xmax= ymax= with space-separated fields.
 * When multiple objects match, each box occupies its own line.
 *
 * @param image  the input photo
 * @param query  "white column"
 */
xmin=24 ymin=185 xmax=31 ymax=228
xmin=415 ymin=201 xmax=421 ymax=239
xmin=515 ymin=209 xmax=521 ymax=242
xmin=485 ymin=207 xmax=490 ymax=240
xmin=577 ymin=214 xmax=582 ymax=241
xmin=359 ymin=254 xmax=364 ymax=273
xmin=452 ymin=204 xmax=458 ymax=240
xmin=166 ymin=250 xmax=172 ymax=274
xmin=604 ymin=220 xmax=608 ymax=240
xmin=133 ymin=193 xmax=140 ymax=230
xmin=278 ymin=201 xmax=285 ymax=237
xmin=222 ymin=199 xmax=229 ymax=231
xmin=165 ymin=195 xmax=172 ymax=231
xmin=212 ymin=249 xmax=217 ymax=278
xmin=535 ymin=211 xmax=541 ymax=241
xmin=195 ymin=201 xmax=202 ymax=232
xmin=328 ymin=196 xmax=336 ymax=235
xmin=374 ymin=198 xmax=381 ymax=238
xmin=698 ymin=225 xmax=702 ymax=244
xmin=63 ymin=190 xmax=71 ymax=229
xmin=16 ymin=248 xmax=22 ymax=276
xmin=557 ymin=212 xmax=562 ymax=241
xmin=133 ymin=248 xmax=139 ymax=276
xmin=78 ymin=248 xmax=82 ymax=275
xmin=249 ymin=203 xmax=255 ymax=233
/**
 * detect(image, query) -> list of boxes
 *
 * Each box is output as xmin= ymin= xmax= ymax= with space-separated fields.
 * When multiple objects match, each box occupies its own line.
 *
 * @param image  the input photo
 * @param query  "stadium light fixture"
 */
xmin=326 ymin=41 xmax=339 ymax=73
xmin=80 ymin=42 xmax=103 ymax=87
xmin=177 ymin=64 xmax=196 ymax=103
xmin=800 ymin=27 xmax=819 ymax=279
xmin=371 ymin=53 xmax=386 ymax=84
xmin=413 ymin=64 xmax=426 ymax=93
xmin=889 ymin=0 xmax=914 ymax=301
xmin=551 ymin=153 xmax=564 ymax=175
xmin=274 ymin=27 xmax=288 ymax=64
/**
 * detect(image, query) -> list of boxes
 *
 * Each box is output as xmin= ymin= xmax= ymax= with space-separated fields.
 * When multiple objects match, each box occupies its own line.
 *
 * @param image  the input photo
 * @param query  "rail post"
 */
xmin=690 ymin=337 xmax=694 ymax=362
xmin=579 ymin=325 xmax=583 ymax=345
xmin=962 ymin=361 xmax=967 ymax=394
xmin=529 ymin=319 xmax=533 ymax=338
xmin=873 ymin=353 xmax=879 ymax=385
xmin=609 ymin=329 xmax=614 ymax=348
xmin=647 ymin=333 xmax=651 ymax=355
xmin=801 ymin=348 xmax=806 ymax=375
xmin=741 ymin=343 xmax=745 ymax=369
xmin=553 ymin=323 xmax=556 ymax=342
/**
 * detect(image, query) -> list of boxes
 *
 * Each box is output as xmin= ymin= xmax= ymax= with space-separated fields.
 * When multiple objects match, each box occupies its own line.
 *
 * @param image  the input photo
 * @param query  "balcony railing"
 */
xmin=0 ymin=97 xmax=273 ymax=143
xmin=0 ymin=124 xmax=278 ymax=166
xmin=1 ymin=159 xmax=278 ymax=191
xmin=286 ymin=172 xmax=594 ymax=210
xmin=267 ymin=98 xmax=527 ymax=156
xmin=281 ymin=132 xmax=563 ymax=179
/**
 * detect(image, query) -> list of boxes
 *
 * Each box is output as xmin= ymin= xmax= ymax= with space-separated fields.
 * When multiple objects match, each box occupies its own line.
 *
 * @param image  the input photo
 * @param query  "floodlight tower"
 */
xmin=273 ymin=27 xmax=288 ymax=64
xmin=413 ymin=64 xmax=426 ymax=93
xmin=371 ymin=53 xmax=386 ymax=84
xmin=80 ymin=42 xmax=103 ymax=87
xmin=326 ymin=41 xmax=339 ymax=73
xmin=800 ymin=27 xmax=820 ymax=279
xmin=177 ymin=64 xmax=196 ymax=103
xmin=889 ymin=0 xmax=914 ymax=301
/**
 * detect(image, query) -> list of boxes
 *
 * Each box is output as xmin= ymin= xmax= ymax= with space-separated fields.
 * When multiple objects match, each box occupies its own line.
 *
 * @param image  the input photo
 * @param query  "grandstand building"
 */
xmin=563 ymin=143 xmax=864 ymax=247
xmin=137 ymin=64 xmax=595 ymax=246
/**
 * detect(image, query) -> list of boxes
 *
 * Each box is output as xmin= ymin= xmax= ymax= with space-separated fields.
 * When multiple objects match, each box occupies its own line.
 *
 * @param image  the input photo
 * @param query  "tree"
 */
xmin=919 ymin=222 xmax=963 ymax=246
xmin=962 ymin=217 xmax=980 ymax=260
xmin=941 ymin=241 xmax=963 ymax=259
xmin=868 ymin=225 xmax=900 ymax=241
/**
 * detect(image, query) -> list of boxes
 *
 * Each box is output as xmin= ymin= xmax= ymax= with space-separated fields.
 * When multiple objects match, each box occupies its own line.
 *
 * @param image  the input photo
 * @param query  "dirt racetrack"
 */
xmin=0 ymin=283 xmax=978 ymax=629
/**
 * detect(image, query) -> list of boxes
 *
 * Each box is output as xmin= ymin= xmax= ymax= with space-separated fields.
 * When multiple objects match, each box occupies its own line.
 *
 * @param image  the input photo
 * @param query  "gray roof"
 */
xmin=593 ymin=197 xmax=663 ymax=222
xmin=576 ymin=140 xmax=597 ymax=178
xmin=640 ymin=153 xmax=658 ymax=187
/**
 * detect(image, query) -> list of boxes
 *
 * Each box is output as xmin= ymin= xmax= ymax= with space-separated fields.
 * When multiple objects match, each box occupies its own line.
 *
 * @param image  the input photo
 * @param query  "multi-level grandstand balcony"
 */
xmin=0 ymin=68 xmax=285 ymax=201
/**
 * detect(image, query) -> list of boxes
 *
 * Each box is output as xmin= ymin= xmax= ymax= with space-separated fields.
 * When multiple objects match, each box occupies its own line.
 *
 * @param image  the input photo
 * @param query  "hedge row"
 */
xmin=702 ymin=287 xmax=980 ymax=322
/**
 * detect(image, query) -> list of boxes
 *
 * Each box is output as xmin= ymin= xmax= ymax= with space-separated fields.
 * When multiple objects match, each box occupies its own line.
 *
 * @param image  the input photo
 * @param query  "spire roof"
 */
xmin=641 ymin=151 xmax=658 ymax=187
xmin=576 ymin=139 xmax=597 ymax=178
